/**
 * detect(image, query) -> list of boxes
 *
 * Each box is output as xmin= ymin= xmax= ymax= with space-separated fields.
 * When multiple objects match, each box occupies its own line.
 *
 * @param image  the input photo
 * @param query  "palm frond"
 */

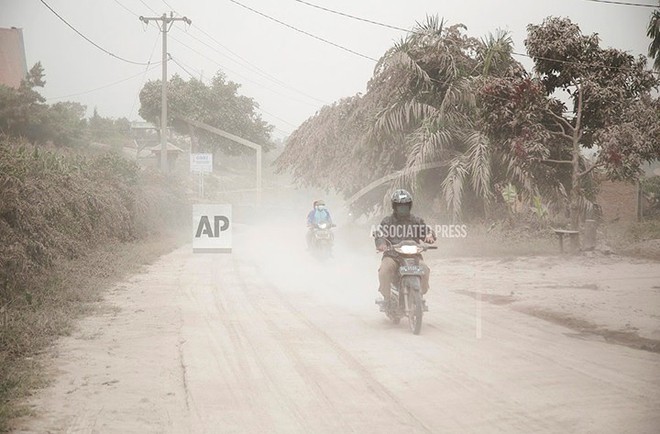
xmin=439 ymin=77 xmax=477 ymax=120
xmin=647 ymin=10 xmax=660 ymax=71
xmin=479 ymin=29 xmax=514 ymax=76
xmin=414 ymin=15 xmax=445 ymax=37
xmin=374 ymin=99 xmax=440 ymax=136
xmin=464 ymin=131 xmax=493 ymax=202
xmin=386 ymin=48 xmax=434 ymax=87
xmin=442 ymin=156 xmax=468 ymax=222
xmin=400 ymin=124 xmax=453 ymax=188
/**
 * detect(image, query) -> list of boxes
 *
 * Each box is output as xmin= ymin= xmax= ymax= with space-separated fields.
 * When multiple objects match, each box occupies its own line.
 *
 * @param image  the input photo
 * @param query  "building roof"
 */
xmin=130 ymin=121 xmax=158 ymax=130
xmin=148 ymin=142 xmax=185 ymax=153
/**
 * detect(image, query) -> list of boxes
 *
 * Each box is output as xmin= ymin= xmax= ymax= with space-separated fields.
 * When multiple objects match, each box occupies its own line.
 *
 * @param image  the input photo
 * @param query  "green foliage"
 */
xmin=531 ymin=195 xmax=548 ymax=218
xmin=502 ymin=183 xmax=518 ymax=206
xmin=139 ymin=73 xmax=274 ymax=155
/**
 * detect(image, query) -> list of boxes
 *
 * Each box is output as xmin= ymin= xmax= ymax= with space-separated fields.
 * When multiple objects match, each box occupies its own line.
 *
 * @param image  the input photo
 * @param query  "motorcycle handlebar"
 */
xmin=376 ymin=242 xmax=437 ymax=253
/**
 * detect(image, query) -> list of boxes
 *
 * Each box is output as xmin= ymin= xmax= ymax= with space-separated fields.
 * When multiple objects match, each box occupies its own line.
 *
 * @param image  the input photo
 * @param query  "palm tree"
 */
xmin=648 ymin=9 xmax=660 ymax=71
xmin=370 ymin=18 xmax=521 ymax=220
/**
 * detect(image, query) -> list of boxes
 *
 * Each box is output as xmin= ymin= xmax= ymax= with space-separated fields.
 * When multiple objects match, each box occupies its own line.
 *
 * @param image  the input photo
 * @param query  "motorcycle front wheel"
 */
xmin=409 ymin=289 xmax=423 ymax=335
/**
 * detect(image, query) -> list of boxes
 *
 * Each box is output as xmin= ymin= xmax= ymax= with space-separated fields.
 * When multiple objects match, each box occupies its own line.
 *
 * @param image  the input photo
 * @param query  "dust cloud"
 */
xmin=15 ymin=177 xmax=660 ymax=433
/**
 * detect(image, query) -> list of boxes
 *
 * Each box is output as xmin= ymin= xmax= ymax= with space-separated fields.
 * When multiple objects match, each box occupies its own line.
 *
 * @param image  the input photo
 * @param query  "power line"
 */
xmin=108 ymin=0 xmax=322 ymax=123
xmin=129 ymin=32 xmax=162 ymax=119
xmin=509 ymin=50 xmax=659 ymax=75
xmin=160 ymin=0 xmax=178 ymax=14
xmin=47 ymin=63 xmax=161 ymax=101
xmin=169 ymin=54 xmax=199 ymax=78
xmin=191 ymin=25 xmax=330 ymax=104
xmin=228 ymin=0 xmax=378 ymax=62
xmin=175 ymin=27 xmax=329 ymax=105
xmin=577 ymin=0 xmax=658 ymax=8
xmin=111 ymin=0 xmax=139 ymax=17
xmin=39 ymin=0 xmax=152 ymax=65
xmin=168 ymin=33 xmax=323 ymax=108
xmin=293 ymin=0 xmax=659 ymax=76
xmin=153 ymin=0 xmax=329 ymax=104
xmin=139 ymin=0 xmax=158 ymax=14
xmin=168 ymin=55 xmax=295 ymax=136
xmin=293 ymin=0 xmax=411 ymax=33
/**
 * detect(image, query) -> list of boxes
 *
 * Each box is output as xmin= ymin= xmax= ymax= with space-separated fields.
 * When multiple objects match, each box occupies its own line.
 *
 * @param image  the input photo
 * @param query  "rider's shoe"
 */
xmin=422 ymin=299 xmax=429 ymax=312
xmin=375 ymin=297 xmax=387 ymax=312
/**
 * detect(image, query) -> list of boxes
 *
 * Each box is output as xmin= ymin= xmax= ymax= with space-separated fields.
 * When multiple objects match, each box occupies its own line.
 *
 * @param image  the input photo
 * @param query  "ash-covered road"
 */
xmin=16 ymin=223 xmax=660 ymax=433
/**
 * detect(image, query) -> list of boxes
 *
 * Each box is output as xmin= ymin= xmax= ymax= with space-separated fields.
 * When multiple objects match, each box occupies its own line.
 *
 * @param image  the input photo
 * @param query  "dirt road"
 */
xmin=16 ymin=223 xmax=660 ymax=433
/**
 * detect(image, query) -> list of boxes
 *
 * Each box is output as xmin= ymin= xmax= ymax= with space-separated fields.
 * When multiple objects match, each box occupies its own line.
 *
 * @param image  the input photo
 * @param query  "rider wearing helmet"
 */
xmin=306 ymin=200 xmax=333 ymax=247
xmin=373 ymin=189 xmax=436 ymax=304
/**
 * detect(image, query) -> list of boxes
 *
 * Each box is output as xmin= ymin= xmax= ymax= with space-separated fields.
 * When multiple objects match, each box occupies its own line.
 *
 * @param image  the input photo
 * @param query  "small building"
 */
xmin=148 ymin=142 xmax=184 ymax=171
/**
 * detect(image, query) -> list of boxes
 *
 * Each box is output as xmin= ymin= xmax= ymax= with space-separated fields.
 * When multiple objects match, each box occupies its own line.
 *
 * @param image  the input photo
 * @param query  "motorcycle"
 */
xmin=376 ymin=240 xmax=436 ymax=335
xmin=308 ymin=221 xmax=335 ymax=260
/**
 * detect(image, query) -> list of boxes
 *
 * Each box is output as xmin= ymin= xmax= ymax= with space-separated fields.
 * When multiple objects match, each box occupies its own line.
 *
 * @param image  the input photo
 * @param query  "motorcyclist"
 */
xmin=373 ymin=189 xmax=436 ymax=307
xmin=306 ymin=200 xmax=333 ymax=248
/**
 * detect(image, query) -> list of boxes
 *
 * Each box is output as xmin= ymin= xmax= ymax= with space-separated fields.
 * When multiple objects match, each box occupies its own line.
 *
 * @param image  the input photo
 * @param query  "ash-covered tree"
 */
xmin=89 ymin=108 xmax=131 ymax=148
xmin=277 ymin=17 xmax=524 ymax=219
xmin=481 ymin=17 xmax=658 ymax=229
xmin=0 ymin=62 xmax=89 ymax=147
xmin=44 ymin=101 xmax=89 ymax=147
xmin=648 ymin=8 xmax=660 ymax=71
xmin=0 ymin=62 xmax=48 ymax=141
xmin=139 ymin=72 xmax=275 ymax=159
xmin=366 ymin=20 xmax=525 ymax=220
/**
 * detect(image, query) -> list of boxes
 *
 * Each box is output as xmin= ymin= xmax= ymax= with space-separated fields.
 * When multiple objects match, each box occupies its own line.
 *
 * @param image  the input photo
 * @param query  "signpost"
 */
xmin=190 ymin=153 xmax=213 ymax=198
xmin=192 ymin=204 xmax=232 ymax=253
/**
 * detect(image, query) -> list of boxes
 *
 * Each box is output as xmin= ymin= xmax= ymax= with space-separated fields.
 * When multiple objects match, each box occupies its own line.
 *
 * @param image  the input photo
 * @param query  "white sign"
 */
xmin=192 ymin=204 xmax=232 ymax=253
xmin=190 ymin=153 xmax=213 ymax=173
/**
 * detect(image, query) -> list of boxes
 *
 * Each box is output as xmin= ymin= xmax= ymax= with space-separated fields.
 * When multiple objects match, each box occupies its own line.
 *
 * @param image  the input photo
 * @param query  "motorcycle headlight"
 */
xmin=396 ymin=245 xmax=421 ymax=254
xmin=318 ymin=223 xmax=328 ymax=229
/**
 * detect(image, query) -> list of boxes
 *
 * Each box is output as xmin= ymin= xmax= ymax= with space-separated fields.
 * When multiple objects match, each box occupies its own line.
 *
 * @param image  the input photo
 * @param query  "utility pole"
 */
xmin=139 ymin=12 xmax=191 ymax=172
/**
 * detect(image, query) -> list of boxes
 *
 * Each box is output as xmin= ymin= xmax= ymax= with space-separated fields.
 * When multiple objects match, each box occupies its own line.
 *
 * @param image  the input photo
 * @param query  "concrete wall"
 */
xmin=597 ymin=180 xmax=638 ymax=224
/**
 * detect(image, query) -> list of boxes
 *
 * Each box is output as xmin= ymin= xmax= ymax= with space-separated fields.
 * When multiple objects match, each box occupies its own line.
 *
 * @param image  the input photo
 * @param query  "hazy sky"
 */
xmin=0 ymin=0 xmax=656 ymax=139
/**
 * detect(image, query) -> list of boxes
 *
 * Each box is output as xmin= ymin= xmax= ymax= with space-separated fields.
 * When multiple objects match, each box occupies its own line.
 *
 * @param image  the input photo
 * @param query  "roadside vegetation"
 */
xmin=0 ymin=140 xmax=188 ymax=430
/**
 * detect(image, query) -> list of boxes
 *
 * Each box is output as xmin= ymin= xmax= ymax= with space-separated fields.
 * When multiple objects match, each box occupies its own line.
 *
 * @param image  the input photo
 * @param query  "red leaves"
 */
xmin=512 ymin=138 xmax=528 ymax=159
xmin=605 ymin=147 xmax=622 ymax=166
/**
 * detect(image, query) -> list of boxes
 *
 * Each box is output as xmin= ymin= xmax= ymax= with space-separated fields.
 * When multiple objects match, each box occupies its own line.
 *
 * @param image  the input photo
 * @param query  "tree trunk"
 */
xmin=569 ymin=83 xmax=584 ymax=233
xmin=187 ymin=122 xmax=199 ymax=153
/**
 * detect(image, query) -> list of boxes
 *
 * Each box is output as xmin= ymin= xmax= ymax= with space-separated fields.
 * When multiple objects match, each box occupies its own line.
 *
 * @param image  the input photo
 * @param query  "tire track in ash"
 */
xmin=232 ymin=257 xmax=435 ymax=433
xmin=181 ymin=254 xmax=314 ymax=433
